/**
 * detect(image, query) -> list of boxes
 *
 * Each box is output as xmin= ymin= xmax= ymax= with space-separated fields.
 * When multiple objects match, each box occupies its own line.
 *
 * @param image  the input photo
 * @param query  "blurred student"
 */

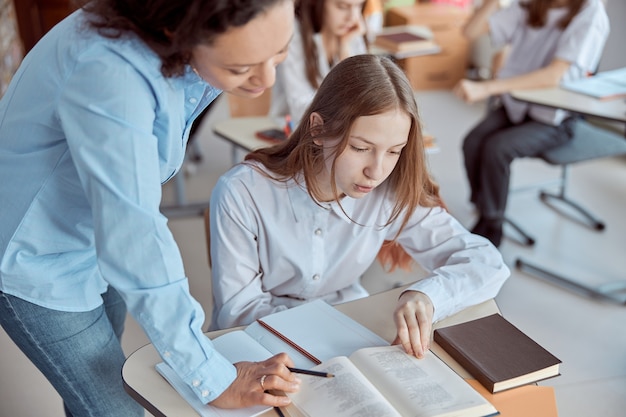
xmin=454 ymin=0 xmax=609 ymax=246
xmin=269 ymin=0 xmax=368 ymax=124
xmin=210 ymin=55 xmax=509 ymax=359
xmin=0 ymin=1 xmax=302 ymax=415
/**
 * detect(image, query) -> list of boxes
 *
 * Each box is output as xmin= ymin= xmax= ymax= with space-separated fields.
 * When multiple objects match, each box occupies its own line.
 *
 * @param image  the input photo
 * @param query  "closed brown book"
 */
xmin=433 ymin=314 xmax=561 ymax=393
xmin=374 ymin=30 xmax=437 ymax=54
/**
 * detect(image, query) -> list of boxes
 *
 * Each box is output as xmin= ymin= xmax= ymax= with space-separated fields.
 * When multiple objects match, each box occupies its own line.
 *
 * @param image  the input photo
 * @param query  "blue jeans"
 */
xmin=0 ymin=287 xmax=143 ymax=417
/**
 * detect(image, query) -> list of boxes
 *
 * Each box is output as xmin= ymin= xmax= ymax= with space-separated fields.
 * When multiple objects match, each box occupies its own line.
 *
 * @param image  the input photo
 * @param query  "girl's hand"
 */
xmin=454 ymin=79 xmax=492 ymax=103
xmin=338 ymin=16 xmax=366 ymax=60
xmin=392 ymin=290 xmax=434 ymax=359
xmin=210 ymin=353 xmax=301 ymax=409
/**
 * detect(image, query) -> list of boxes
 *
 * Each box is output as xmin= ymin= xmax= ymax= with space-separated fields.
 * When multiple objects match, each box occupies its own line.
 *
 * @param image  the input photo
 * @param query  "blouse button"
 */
xmin=312 ymin=274 xmax=320 ymax=281
xmin=201 ymin=390 xmax=210 ymax=397
xmin=192 ymin=380 xmax=200 ymax=387
xmin=314 ymin=228 xmax=322 ymax=236
xmin=189 ymin=97 xmax=198 ymax=104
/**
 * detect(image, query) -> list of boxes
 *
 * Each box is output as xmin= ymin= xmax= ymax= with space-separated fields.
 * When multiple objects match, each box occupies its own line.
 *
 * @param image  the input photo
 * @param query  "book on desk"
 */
xmin=155 ymin=300 xmax=497 ymax=417
xmin=373 ymin=25 xmax=440 ymax=57
xmin=561 ymin=67 xmax=626 ymax=101
xmin=434 ymin=313 xmax=561 ymax=394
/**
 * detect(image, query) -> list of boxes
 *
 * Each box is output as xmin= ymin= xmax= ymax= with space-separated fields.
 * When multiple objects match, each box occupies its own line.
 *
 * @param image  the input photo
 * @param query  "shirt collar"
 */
xmin=285 ymin=174 xmax=356 ymax=224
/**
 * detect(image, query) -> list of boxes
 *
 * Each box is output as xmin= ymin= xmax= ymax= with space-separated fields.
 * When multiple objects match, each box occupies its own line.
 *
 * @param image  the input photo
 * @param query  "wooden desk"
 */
xmin=122 ymin=286 xmax=499 ymax=417
xmin=511 ymin=88 xmax=626 ymax=128
xmin=213 ymin=116 xmax=439 ymax=166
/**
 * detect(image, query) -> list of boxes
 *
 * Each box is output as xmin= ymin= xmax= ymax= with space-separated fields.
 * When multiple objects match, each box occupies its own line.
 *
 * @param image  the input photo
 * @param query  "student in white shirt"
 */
xmin=454 ymin=0 xmax=609 ymax=247
xmin=269 ymin=0 xmax=368 ymax=124
xmin=210 ymin=55 xmax=510 ymax=360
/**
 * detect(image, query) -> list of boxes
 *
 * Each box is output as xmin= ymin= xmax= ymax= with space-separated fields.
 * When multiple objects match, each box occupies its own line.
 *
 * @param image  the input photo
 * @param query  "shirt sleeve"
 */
xmin=489 ymin=1 xmax=525 ymax=50
xmin=57 ymin=47 xmax=236 ymax=403
xmin=555 ymin=1 xmax=610 ymax=77
xmin=395 ymin=207 xmax=510 ymax=322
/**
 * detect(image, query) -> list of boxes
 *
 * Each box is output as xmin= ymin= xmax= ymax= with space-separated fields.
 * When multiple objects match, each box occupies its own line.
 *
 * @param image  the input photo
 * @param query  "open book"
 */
xmin=156 ymin=300 xmax=496 ymax=417
xmin=287 ymin=345 xmax=498 ymax=417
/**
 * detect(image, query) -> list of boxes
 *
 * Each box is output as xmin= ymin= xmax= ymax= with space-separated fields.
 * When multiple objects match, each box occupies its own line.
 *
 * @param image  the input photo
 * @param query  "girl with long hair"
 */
xmin=269 ymin=0 xmax=368 ymax=124
xmin=210 ymin=54 xmax=509 ymax=359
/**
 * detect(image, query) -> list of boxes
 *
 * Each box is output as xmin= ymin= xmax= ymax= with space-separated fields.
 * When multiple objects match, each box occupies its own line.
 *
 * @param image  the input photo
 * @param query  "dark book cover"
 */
xmin=434 ymin=314 xmax=561 ymax=393
xmin=377 ymin=32 xmax=426 ymax=43
xmin=374 ymin=31 xmax=434 ymax=53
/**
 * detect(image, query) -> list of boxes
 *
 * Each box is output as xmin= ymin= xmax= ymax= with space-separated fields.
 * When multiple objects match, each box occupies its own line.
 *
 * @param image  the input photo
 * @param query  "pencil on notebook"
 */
xmin=287 ymin=367 xmax=334 ymax=378
xmin=256 ymin=319 xmax=322 ymax=365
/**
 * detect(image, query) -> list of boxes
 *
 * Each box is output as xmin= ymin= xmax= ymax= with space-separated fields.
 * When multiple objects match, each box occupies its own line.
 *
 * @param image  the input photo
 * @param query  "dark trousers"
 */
xmin=463 ymin=106 xmax=575 ymax=220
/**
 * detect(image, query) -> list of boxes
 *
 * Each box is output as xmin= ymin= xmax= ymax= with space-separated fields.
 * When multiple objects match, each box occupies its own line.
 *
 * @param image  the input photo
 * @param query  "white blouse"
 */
xmin=209 ymin=162 xmax=510 ymax=330
xmin=269 ymin=21 xmax=368 ymax=124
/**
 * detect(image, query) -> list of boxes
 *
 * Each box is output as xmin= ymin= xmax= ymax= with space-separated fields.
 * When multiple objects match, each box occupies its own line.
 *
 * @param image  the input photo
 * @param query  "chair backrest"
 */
xmin=540 ymin=119 xmax=626 ymax=166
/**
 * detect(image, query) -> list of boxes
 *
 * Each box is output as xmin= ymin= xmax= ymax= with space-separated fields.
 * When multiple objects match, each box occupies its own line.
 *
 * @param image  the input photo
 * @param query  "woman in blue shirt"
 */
xmin=0 ymin=0 xmax=301 ymax=415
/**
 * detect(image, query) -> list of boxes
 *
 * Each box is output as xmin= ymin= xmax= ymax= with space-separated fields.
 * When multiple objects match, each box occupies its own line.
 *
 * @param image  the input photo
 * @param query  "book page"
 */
xmin=349 ymin=346 xmax=497 ymax=417
xmin=288 ymin=356 xmax=401 ymax=417
xmin=245 ymin=300 xmax=388 ymax=368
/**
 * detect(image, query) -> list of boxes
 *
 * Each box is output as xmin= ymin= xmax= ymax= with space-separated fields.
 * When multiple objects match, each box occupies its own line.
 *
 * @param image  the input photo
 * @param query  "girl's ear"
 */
xmin=309 ymin=112 xmax=324 ymax=145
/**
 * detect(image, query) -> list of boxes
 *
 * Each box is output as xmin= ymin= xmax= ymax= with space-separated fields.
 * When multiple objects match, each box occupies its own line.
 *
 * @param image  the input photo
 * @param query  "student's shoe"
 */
xmin=471 ymin=217 xmax=503 ymax=248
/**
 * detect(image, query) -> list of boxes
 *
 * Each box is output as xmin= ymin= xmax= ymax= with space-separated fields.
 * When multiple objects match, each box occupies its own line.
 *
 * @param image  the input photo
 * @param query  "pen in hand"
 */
xmin=288 ymin=367 xmax=334 ymax=378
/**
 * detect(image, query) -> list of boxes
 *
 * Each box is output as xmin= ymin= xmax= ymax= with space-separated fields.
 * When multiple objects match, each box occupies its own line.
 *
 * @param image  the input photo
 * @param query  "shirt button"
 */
xmin=314 ymin=228 xmax=322 ymax=236
xmin=163 ymin=351 xmax=171 ymax=358
xmin=189 ymin=97 xmax=198 ymax=104
xmin=192 ymin=380 xmax=200 ymax=387
xmin=201 ymin=390 xmax=210 ymax=397
xmin=312 ymin=274 xmax=320 ymax=281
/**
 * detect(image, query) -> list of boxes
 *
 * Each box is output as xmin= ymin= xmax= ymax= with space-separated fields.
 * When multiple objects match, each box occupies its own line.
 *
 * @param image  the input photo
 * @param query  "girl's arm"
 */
xmin=462 ymin=0 xmax=500 ymax=41
xmin=454 ymin=58 xmax=571 ymax=103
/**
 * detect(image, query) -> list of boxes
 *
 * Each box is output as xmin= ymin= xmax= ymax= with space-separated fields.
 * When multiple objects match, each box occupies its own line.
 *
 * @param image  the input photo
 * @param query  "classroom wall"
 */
xmin=598 ymin=0 xmax=626 ymax=71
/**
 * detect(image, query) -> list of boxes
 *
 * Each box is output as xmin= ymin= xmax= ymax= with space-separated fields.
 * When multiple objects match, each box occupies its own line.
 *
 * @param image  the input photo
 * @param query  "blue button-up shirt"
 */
xmin=0 ymin=10 xmax=235 ymax=402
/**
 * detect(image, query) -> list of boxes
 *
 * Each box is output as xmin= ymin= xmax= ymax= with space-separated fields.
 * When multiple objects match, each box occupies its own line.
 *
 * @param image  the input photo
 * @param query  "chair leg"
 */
xmin=503 ymin=218 xmax=535 ymax=246
xmin=539 ymin=165 xmax=605 ymax=231
xmin=515 ymin=258 xmax=626 ymax=305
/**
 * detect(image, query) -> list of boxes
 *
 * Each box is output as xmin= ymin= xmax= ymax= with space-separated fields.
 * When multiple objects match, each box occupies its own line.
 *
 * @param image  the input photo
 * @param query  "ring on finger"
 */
xmin=260 ymin=374 xmax=267 ymax=390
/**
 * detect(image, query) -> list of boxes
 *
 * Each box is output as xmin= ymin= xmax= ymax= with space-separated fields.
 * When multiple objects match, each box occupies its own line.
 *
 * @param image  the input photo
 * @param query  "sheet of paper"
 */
xmin=155 ymin=362 xmax=270 ymax=417
xmin=246 ymin=299 xmax=388 ymax=368
xmin=212 ymin=330 xmax=274 ymax=363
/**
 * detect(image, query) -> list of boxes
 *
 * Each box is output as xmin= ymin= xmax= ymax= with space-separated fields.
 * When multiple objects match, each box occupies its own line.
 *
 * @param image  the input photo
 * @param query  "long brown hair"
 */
xmin=522 ymin=0 xmax=585 ymax=29
xmin=246 ymin=54 xmax=445 ymax=271
xmin=77 ymin=0 xmax=291 ymax=77
xmin=296 ymin=0 xmax=367 ymax=89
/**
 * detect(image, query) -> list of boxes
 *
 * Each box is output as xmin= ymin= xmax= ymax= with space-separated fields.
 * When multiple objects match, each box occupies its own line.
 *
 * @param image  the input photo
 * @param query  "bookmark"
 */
xmin=256 ymin=319 xmax=322 ymax=365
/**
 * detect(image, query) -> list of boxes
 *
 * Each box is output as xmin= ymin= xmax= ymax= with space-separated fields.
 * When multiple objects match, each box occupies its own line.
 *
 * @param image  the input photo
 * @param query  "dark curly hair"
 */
xmin=75 ymin=0 xmax=291 ymax=77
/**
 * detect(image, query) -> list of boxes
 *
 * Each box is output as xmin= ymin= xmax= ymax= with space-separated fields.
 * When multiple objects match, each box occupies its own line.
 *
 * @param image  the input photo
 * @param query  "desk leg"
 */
xmin=515 ymin=258 xmax=626 ymax=305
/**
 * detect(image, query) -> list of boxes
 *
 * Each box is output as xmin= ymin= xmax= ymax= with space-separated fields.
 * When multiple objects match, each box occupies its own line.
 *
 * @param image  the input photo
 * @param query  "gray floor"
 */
xmin=1 ymin=91 xmax=625 ymax=416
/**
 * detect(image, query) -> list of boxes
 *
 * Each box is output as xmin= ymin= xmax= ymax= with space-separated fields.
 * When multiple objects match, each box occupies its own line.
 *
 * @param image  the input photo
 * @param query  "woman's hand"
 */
xmin=210 ymin=353 xmax=301 ymax=409
xmin=392 ymin=290 xmax=434 ymax=359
